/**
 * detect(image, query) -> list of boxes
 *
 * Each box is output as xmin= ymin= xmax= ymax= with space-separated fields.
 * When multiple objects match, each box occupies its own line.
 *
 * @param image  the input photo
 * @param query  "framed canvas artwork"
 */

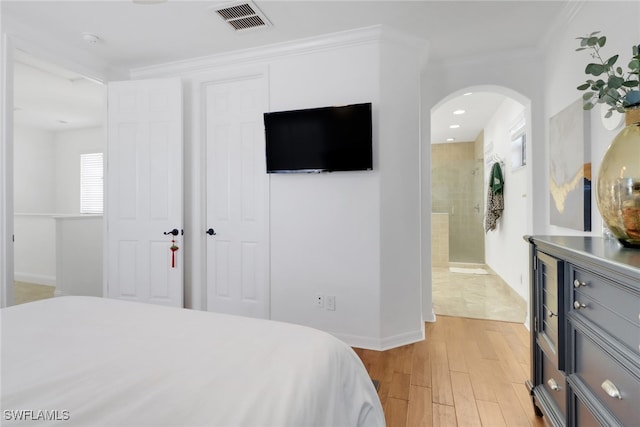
xmin=549 ymin=98 xmax=591 ymax=231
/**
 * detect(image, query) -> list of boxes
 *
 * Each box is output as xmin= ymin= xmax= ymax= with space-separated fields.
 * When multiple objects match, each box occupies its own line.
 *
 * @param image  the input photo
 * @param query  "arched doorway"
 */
xmin=428 ymin=85 xmax=533 ymax=324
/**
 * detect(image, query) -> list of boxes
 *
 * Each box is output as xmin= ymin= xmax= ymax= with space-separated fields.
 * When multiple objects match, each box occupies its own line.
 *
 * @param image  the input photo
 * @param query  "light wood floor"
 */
xmin=14 ymin=281 xmax=55 ymax=305
xmin=354 ymin=316 xmax=545 ymax=427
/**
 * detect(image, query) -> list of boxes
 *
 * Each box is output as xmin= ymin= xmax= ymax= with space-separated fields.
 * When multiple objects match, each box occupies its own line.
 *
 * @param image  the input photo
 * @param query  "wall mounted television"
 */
xmin=263 ymin=102 xmax=373 ymax=173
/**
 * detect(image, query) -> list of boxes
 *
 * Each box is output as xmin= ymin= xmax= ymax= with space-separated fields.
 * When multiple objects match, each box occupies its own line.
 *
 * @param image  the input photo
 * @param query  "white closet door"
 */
xmin=106 ymin=78 xmax=183 ymax=307
xmin=205 ymin=75 xmax=269 ymax=319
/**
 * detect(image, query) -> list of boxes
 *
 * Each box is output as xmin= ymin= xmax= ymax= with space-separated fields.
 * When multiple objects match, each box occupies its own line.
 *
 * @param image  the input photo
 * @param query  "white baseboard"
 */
xmin=423 ymin=307 xmax=436 ymax=322
xmin=14 ymin=273 xmax=56 ymax=287
xmin=332 ymin=325 xmax=425 ymax=351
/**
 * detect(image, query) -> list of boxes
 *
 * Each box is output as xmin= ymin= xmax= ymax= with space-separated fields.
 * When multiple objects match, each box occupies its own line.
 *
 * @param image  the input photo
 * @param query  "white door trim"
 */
xmin=0 ymin=35 xmax=15 ymax=307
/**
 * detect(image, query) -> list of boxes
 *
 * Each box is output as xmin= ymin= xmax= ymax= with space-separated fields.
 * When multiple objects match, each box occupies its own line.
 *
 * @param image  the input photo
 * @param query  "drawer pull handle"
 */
xmin=573 ymin=301 xmax=587 ymax=310
xmin=547 ymin=310 xmax=557 ymax=318
xmin=601 ymin=380 xmax=622 ymax=400
xmin=573 ymin=279 xmax=587 ymax=288
xmin=547 ymin=378 xmax=560 ymax=391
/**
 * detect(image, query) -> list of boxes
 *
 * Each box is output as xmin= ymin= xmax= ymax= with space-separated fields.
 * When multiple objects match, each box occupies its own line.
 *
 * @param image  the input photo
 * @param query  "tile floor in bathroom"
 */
xmin=432 ymin=265 xmax=527 ymax=324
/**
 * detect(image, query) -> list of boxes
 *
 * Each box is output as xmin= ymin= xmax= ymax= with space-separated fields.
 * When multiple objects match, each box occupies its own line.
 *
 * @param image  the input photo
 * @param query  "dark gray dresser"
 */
xmin=526 ymin=236 xmax=640 ymax=427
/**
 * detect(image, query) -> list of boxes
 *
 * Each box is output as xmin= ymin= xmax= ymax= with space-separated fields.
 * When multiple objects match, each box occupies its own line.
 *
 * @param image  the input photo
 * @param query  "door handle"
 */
xmin=164 ymin=229 xmax=180 ymax=236
xmin=206 ymin=228 xmax=217 ymax=236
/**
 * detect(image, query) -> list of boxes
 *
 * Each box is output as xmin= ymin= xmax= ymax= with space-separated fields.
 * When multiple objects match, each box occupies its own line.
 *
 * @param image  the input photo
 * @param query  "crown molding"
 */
xmin=131 ymin=25 xmax=425 ymax=79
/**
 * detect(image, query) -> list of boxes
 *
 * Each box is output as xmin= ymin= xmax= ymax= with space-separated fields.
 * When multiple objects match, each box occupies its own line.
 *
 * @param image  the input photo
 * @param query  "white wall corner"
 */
xmin=332 ymin=325 xmax=424 ymax=352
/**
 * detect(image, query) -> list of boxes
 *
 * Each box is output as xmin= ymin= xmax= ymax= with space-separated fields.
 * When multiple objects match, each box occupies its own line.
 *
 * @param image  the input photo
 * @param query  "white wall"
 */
xmin=13 ymin=125 xmax=103 ymax=287
xmin=14 ymin=214 xmax=56 ymax=285
xmin=54 ymin=127 xmax=104 ymax=214
xmin=267 ymin=40 xmax=384 ymax=346
xmin=483 ymin=99 xmax=529 ymax=300
xmin=14 ymin=125 xmax=55 ymax=213
xmin=249 ymin=29 xmax=423 ymax=349
xmin=378 ymin=37 xmax=423 ymax=343
xmin=55 ymin=215 xmax=102 ymax=297
xmin=14 ymin=125 xmax=102 ymax=215
xmin=13 ymin=125 xmax=56 ymax=284
xmin=268 ymin=35 xmax=423 ymax=348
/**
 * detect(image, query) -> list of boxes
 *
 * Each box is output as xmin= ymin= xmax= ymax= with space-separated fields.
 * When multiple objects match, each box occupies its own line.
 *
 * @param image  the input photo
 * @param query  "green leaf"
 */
xmin=606 ymin=88 xmax=621 ymax=101
xmin=585 ymin=63 xmax=605 ymax=76
xmin=580 ymin=38 xmax=589 ymax=47
xmin=598 ymin=36 xmax=606 ymax=47
xmin=629 ymin=58 xmax=640 ymax=71
xmin=583 ymin=101 xmax=595 ymax=110
xmin=582 ymin=91 xmax=595 ymax=100
xmin=607 ymin=75 xmax=624 ymax=89
xmin=587 ymin=36 xmax=599 ymax=47
xmin=576 ymin=83 xmax=591 ymax=90
xmin=606 ymin=54 xmax=618 ymax=67
xmin=604 ymin=110 xmax=613 ymax=119
xmin=576 ymin=47 xmax=587 ymax=52
xmin=623 ymin=80 xmax=639 ymax=88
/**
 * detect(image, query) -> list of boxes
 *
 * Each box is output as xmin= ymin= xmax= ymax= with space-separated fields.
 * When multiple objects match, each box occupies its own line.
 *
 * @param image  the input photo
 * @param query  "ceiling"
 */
xmin=13 ymin=50 xmax=106 ymax=131
xmin=4 ymin=0 xmax=572 ymax=139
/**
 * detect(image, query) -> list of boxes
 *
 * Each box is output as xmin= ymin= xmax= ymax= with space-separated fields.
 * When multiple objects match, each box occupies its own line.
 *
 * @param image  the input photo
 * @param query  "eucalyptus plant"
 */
xmin=576 ymin=31 xmax=640 ymax=118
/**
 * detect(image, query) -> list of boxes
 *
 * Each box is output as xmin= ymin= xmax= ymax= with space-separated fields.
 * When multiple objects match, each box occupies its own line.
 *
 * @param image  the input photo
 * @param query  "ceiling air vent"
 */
xmin=210 ymin=1 xmax=272 ymax=32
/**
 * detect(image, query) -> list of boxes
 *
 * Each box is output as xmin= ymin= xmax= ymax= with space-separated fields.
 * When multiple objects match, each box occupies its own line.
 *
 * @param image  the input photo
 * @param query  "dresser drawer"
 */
xmin=573 ymin=393 xmax=601 ymax=427
xmin=572 ymin=289 xmax=640 ymax=356
xmin=570 ymin=265 xmax=640 ymax=325
xmin=574 ymin=329 xmax=640 ymax=426
xmin=541 ymin=349 xmax=567 ymax=417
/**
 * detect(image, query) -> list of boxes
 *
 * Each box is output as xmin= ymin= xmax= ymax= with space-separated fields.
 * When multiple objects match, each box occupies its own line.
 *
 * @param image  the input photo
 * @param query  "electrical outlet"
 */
xmin=315 ymin=294 xmax=324 ymax=308
xmin=326 ymin=295 xmax=335 ymax=311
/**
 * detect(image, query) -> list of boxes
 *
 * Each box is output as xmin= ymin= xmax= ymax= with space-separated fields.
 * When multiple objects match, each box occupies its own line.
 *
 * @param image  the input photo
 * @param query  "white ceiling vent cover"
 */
xmin=210 ymin=1 xmax=272 ymax=32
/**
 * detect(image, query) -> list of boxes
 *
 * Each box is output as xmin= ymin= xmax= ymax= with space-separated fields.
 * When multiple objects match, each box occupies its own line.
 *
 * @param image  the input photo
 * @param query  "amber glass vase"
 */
xmin=596 ymin=106 xmax=640 ymax=247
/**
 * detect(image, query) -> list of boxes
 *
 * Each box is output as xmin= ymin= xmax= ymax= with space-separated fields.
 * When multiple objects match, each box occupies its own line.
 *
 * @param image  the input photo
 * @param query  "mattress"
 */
xmin=1 ymin=296 xmax=385 ymax=426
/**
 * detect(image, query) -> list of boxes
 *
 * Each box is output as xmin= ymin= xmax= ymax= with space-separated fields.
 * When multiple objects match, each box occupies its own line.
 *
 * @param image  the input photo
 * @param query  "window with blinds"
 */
xmin=80 ymin=152 xmax=104 ymax=214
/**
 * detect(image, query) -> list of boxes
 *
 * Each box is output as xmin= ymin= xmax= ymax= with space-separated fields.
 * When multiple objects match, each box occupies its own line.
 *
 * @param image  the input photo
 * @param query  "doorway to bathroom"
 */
xmin=430 ymin=90 xmax=527 ymax=323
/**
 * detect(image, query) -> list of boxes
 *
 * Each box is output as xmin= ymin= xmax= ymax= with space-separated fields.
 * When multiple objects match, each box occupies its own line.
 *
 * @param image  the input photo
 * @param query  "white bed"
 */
xmin=1 ymin=297 xmax=385 ymax=426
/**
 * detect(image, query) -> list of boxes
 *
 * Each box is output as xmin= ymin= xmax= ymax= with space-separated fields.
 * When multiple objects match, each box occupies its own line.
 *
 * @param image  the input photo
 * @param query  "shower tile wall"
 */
xmin=431 ymin=140 xmax=485 ymax=263
xmin=431 ymin=213 xmax=449 ymax=268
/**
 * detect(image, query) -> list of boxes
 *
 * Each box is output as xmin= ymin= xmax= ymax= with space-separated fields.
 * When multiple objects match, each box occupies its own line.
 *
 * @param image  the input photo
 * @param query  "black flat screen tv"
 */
xmin=264 ymin=102 xmax=373 ymax=173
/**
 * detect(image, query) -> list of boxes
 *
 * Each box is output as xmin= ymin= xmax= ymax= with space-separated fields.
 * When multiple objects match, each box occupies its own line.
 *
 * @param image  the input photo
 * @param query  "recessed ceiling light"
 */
xmin=463 ymin=92 xmax=473 ymax=96
xmin=449 ymin=124 xmax=460 ymax=129
xmin=453 ymin=109 xmax=466 ymax=115
xmin=446 ymin=138 xmax=456 ymax=142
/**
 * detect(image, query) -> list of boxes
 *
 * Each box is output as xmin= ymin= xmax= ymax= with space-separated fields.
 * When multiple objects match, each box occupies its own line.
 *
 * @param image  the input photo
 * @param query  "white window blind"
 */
xmin=80 ymin=152 xmax=104 ymax=214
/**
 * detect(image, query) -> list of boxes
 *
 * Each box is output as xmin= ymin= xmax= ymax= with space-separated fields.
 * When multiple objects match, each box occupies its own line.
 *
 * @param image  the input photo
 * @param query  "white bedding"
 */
xmin=1 ymin=297 xmax=384 ymax=426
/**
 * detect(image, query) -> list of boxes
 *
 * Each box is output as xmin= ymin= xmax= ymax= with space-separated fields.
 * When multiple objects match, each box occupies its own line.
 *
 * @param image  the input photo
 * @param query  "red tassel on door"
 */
xmin=170 ymin=240 xmax=179 ymax=268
